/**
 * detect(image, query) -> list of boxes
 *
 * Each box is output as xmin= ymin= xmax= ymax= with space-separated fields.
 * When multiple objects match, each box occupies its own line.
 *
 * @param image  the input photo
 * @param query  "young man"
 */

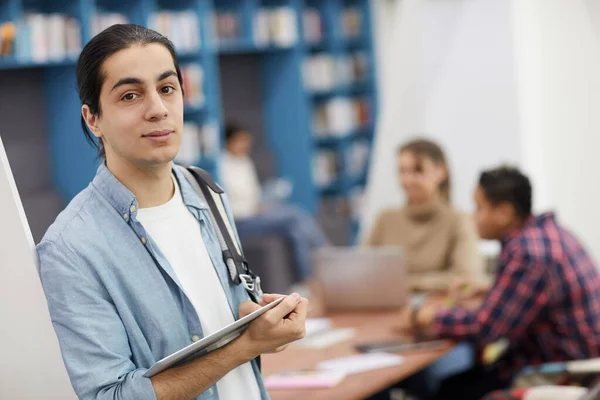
xmin=37 ymin=24 xmax=307 ymax=400
xmin=220 ymin=123 xmax=329 ymax=280
xmin=410 ymin=166 xmax=600 ymax=400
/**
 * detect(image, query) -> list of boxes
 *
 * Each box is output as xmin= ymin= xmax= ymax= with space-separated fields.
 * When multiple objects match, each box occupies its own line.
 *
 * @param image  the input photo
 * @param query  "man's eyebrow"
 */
xmin=157 ymin=70 xmax=177 ymax=82
xmin=111 ymin=77 xmax=143 ymax=92
xmin=110 ymin=71 xmax=177 ymax=92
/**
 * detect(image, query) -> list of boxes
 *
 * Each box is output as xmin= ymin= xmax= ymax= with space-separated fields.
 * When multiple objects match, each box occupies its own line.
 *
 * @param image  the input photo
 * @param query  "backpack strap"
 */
xmin=179 ymin=166 xmax=263 ymax=302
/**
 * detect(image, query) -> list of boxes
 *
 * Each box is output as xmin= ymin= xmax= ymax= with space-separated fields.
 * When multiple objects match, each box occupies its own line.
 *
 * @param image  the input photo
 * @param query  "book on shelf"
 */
xmin=302 ymin=8 xmax=324 ymax=44
xmin=176 ymin=121 xmax=220 ymax=166
xmin=312 ymin=97 xmax=370 ymax=138
xmin=348 ymin=187 xmax=366 ymax=221
xmin=303 ymin=51 xmax=368 ymax=92
xmin=0 ymin=22 xmax=16 ymax=57
xmin=181 ymin=63 xmax=205 ymax=109
xmin=149 ymin=11 xmax=200 ymax=53
xmin=342 ymin=7 xmax=362 ymax=39
xmin=253 ymin=7 xmax=298 ymax=47
xmin=312 ymin=151 xmax=340 ymax=187
xmin=214 ymin=11 xmax=240 ymax=43
xmin=346 ymin=140 xmax=370 ymax=178
xmin=91 ymin=12 xmax=128 ymax=37
xmin=12 ymin=13 xmax=81 ymax=63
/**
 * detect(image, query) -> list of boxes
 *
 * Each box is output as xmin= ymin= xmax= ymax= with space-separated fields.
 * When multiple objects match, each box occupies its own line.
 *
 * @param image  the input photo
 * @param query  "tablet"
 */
xmin=144 ymin=296 xmax=285 ymax=377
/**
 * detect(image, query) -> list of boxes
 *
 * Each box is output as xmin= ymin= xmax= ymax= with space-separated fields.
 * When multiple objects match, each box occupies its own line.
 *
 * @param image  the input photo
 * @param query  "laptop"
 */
xmin=313 ymin=247 xmax=409 ymax=311
xmin=0 ymin=136 xmax=76 ymax=398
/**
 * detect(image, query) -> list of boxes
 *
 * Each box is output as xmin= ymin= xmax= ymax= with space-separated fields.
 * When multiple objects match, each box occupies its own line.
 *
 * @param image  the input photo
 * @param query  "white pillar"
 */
xmin=512 ymin=0 xmax=600 ymax=262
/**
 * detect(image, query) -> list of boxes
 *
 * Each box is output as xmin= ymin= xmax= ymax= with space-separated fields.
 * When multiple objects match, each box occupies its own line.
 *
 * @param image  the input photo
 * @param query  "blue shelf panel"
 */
xmin=309 ymin=82 xmax=370 ymax=99
xmin=0 ymin=57 xmax=77 ymax=70
xmin=319 ymin=180 xmax=345 ymax=196
xmin=184 ymin=105 xmax=206 ymax=115
xmin=313 ymin=126 xmax=373 ymax=147
xmin=194 ymin=157 xmax=217 ymax=171
xmin=218 ymin=40 xmax=295 ymax=54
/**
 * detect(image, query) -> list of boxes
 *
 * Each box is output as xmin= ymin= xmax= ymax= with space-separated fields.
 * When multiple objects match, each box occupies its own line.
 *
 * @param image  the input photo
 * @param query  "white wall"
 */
xmin=513 ymin=0 xmax=600 ymax=262
xmin=364 ymin=0 xmax=521 ymax=241
xmin=365 ymin=0 xmax=600 ymax=262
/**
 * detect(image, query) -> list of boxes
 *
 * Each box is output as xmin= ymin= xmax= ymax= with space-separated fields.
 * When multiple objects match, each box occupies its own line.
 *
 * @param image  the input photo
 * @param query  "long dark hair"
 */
xmin=76 ymin=24 xmax=184 ymax=158
xmin=398 ymin=138 xmax=451 ymax=203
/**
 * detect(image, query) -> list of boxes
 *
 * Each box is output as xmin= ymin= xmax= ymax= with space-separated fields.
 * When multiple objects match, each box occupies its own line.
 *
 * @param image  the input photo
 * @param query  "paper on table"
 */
xmin=264 ymin=370 xmax=346 ymax=390
xmin=304 ymin=318 xmax=333 ymax=337
xmin=295 ymin=328 xmax=355 ymax=349
xmin=317 ymin=353 xmax=404 ymax=375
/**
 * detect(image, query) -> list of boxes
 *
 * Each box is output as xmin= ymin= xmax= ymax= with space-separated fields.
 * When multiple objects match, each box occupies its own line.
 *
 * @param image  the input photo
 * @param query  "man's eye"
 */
xmin=121 ymin=93 xmax=137 ymax=101
xmin=161 ymin=86 xmax=175 ymax=94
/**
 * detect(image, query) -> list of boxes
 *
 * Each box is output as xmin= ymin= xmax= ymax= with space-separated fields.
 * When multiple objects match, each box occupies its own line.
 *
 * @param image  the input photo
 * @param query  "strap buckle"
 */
xmin=239 ymin=274 xmax=263 ymax=301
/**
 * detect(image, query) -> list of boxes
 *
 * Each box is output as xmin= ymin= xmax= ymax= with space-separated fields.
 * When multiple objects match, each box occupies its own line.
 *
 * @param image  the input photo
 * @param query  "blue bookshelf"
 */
xmin=0 ymin=0 xmax=377 ymax=243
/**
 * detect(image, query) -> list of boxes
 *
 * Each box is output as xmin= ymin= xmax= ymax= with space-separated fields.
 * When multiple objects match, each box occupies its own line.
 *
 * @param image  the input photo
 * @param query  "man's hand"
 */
xmin=237 ymin=293 xmax=308 ymax=358
xmin=448 ymin=277 xmax=489 ymax=303
xmin=397 ymin=301 xmax=440 ymax=335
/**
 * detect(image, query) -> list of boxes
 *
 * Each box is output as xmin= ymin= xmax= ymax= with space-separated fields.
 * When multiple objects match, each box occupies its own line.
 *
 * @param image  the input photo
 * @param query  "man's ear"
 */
xmin=498 ymin=202 xmax=516 ymax=225
xmin=82 ymin=105 xmax=101 ymax=139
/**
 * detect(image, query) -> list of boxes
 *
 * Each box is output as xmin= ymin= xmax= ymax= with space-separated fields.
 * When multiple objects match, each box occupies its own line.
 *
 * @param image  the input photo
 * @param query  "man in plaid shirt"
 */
xmin=411 ymin=166 xmax=600 ymax=400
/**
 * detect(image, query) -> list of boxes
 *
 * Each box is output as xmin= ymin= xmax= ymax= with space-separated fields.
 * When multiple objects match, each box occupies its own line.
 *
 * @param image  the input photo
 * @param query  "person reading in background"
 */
xmin=221 ymin=122 xmax=329 ymax=280
xmin=408 ymin=166 xmax=600 ymax=400
xmin=365 ymin=138 xmax=486 ymax=292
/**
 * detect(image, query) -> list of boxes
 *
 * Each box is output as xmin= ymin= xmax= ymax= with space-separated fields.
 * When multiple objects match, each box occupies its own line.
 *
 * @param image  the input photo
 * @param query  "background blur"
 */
xmin=1 ymin=0 xmax=599 ymax=263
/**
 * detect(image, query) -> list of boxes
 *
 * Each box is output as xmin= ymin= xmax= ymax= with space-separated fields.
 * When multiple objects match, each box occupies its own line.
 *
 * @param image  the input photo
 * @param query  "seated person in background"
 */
xmin=365 ymin=138 xmax=485 ymax=292
xmin=221 ymin=123 xmax=329 ymax=280
xmin=408 ymin=166 xmax=600 ymax=400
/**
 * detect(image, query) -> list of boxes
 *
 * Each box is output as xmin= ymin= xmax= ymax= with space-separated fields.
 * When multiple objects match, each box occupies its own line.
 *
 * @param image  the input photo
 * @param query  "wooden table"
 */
xmin=262 ymin=311 xmax=455 ymax=400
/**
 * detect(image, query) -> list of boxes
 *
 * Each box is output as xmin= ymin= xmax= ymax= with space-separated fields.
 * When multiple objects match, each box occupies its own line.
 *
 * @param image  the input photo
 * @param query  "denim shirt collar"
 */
xmin=91 ymin=162 xmax=208 ymax=218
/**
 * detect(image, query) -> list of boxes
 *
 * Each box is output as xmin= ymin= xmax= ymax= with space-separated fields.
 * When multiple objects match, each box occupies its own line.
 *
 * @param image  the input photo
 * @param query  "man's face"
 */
xmin=474 ymin=186 xmax=512 ymax=240
xmin=84 ymin=43 xmax=184 ymax=169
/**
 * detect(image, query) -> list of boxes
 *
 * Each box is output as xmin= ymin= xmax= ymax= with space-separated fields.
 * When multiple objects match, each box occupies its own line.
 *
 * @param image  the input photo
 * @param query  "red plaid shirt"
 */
xmin=434 ymin=213 xmax=600 ymax=380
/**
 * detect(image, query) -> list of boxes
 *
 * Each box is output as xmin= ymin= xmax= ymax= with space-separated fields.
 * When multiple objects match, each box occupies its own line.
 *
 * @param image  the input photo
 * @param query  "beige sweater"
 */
xmin=365 ymin=199 xmax=485 ymax=292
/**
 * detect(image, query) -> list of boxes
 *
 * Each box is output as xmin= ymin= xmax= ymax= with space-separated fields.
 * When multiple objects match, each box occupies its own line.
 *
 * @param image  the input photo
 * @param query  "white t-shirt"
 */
xmin=136 ymin=176 xmax=261 ymax=400
xmin=220 ymin=152 xmax=262 ymax=220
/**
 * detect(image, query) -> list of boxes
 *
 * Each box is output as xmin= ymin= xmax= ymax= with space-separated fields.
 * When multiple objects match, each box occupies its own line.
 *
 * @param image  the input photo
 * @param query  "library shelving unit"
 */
xmin=0 ymin=0 xmax=377 ymax=243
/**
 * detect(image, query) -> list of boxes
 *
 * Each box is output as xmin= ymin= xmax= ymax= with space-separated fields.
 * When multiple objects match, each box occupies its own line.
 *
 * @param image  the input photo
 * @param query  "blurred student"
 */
xmin=408 ymin=166 xmax=600 ymax=400
xmin=365 ymin=138 xmax=485 ymax=292
xmin=221 ymin=123 xmax=329 ymax=280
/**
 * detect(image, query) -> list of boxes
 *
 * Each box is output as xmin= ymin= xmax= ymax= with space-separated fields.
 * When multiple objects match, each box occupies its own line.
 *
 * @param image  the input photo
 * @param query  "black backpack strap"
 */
xmin=184 ymin=166 xmax=263 ymax=302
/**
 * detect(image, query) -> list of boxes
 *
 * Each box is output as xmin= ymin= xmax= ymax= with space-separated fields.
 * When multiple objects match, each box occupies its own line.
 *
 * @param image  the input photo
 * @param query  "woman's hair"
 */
xmin=76 ymin=24 xmax=184 ymax=158
xmin=398 ymin=138 xmax=451 ymax=203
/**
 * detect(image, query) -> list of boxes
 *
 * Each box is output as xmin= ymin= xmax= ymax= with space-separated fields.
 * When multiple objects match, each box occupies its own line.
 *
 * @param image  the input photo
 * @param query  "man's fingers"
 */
xmin=266 ymin=293 xmax=301 ymax=322
xmin=238 ymin=301 xmax=261 ymax=318
xmin=287 ymin=297 xmax=308 ymax=323
xmin=260 ymin=293 xmax=286 ymax=306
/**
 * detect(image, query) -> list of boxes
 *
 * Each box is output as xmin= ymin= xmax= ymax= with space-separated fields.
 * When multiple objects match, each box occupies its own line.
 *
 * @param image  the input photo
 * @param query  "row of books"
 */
xmin=312 ymin=142 xmax=370 ymax=188
xmin=181 ymin=63 xmax=205 ymax=109
xmin=303 ymin=52 xmax=368 ymax=92
xmin=346 ymin=140 xmax=370 ymax=178
xmin=214 ymin=11 xmax=240 ymax=42
xmin=312 ymin=97 xmax=370 ymax=137
xmin=253 ymin=7 xmax=298 ymax=47
xmin=5 ymin=14 xmax=81 ymax=62
xmin=175 ymin=122 xmax=220 ymax=166
xmin=342 ymin=7 xmax=363 ymax=39
xmin=150 ymin=11 xmax=201 ymax=53
xmin=313 ymin=151 xmax=341 ymax=187
xmin=303 ymin=8 xmax=324 ymax=44
xmin=91 ymin=12 xmax=128 ymax=37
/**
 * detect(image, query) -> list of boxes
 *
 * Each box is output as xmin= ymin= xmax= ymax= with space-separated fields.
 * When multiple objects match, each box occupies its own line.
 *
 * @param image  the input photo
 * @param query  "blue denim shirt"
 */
xmin=37 ymin=163 xmax=269 ymax=400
